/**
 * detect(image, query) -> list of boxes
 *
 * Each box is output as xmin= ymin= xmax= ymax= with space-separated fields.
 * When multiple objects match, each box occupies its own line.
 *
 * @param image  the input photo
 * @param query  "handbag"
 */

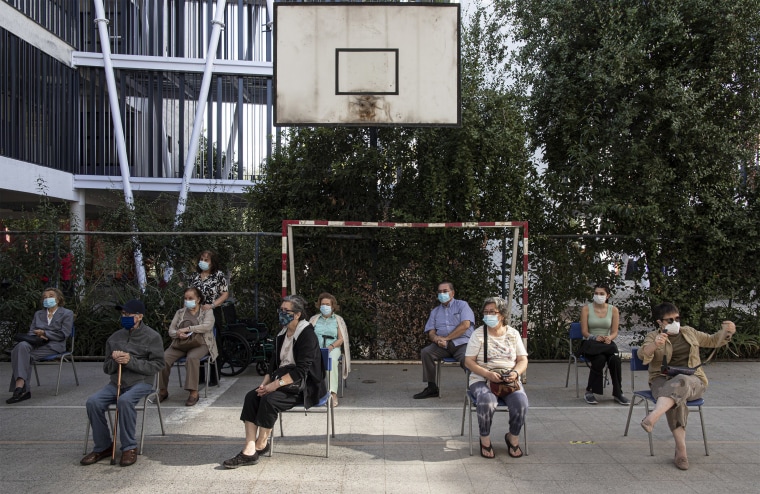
xmin=483 ymin=325 xmax=520 ymax=398
xmin=14 ymin=333 xmax=48 ymax=347
xmin=488 ymin=368 xmax=520 ymax=397
xmin=659 ymin=336 xmax=721 ymax=378
xmin=171 ymin=319 xmax=204 ymax=351
xmin=271 ymin=364 xmax=304 ymax=394
xmin=172 ymin=332 xmax=204 ymax=351
xmin=578 ymin=338 xmax=618 ymax=357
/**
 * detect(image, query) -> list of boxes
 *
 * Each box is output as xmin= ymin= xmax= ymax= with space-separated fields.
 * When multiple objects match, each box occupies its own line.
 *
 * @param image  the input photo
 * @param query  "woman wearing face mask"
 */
xmin=188 ymin=250 xmax=229 ymax=311
xmin=637 ymin=302 xmax=735 ymax=470
xmin=158 ymin=287 xmax=217 ymax=406
xmin=223 ymin=295 xmax=326 ymax=469
xmin=579 ymin=284 xmax=628 ymax=405
xmin=7 ymin=287 xmax=74 ymax=404
xmin=463 ymin=297 xmax=529 ymax=459
xmin=309 ymin=292 xmax=351 ymax=407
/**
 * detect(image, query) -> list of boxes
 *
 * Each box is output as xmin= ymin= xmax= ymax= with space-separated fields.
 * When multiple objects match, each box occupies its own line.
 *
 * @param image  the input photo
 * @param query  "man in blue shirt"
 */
xmin=414 ymin=282 xmax=475 ymax=399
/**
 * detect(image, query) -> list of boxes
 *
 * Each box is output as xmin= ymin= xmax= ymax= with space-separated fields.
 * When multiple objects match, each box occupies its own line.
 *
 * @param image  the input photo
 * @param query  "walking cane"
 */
xmin=110 ymin=363 xmax=123 ymax=465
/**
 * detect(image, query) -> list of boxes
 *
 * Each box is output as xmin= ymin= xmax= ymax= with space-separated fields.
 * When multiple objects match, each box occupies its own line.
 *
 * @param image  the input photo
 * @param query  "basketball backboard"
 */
xmin=274 ymin=3 xmax=461 ymax=127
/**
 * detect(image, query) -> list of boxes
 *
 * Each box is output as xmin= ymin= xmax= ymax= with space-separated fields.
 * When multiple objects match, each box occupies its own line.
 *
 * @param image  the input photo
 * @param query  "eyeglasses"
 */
xmin=437 ymin=290 xmax=451 ymax=294
xmin=278 ymin=308 xmax=295 ymax=315
xmin=661 ymin=317 xmax=680 ymax=324
xmin=483 ymin=310 xmax=499 ymax=316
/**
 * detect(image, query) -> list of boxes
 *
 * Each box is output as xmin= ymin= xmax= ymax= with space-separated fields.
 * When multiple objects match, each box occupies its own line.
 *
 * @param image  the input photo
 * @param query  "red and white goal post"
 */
xmin=281 ymin=220 xmax=529 ymax=340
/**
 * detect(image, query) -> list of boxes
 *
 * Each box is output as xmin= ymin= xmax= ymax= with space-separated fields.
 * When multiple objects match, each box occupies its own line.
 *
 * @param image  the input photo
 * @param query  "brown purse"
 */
xmin=171 ymin=319 xmax=205 ymax=351
xmin=483 ymin=326 xmax=520 ymax=397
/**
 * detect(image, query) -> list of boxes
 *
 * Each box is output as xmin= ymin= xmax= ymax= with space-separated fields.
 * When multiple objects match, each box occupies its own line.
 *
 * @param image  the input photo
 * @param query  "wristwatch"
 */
xmin=278 ymin=379 xmax=286 ymax=387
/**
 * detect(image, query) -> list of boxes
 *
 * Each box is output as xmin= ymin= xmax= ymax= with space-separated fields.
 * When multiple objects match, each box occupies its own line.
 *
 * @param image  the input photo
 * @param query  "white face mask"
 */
xmin=664 ymin=321 xmax=681 ymax=335
xmin=592 ymin=294 xmax=606 ymax=305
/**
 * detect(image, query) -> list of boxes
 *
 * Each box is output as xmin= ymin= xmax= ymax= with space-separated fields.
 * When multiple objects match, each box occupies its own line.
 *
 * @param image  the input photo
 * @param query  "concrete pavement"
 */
xmin=1 ymin=360 xmax=758 ymax=493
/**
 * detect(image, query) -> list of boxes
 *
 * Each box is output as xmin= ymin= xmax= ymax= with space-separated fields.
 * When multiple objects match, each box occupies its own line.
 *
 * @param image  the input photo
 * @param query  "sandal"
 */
xmin=505 ymin=433 xmax=523 ymax=458
xmin=479 ymin=439 xmax=495 ymax=459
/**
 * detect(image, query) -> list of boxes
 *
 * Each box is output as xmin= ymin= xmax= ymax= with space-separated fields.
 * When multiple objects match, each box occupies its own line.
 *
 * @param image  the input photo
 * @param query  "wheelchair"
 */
xmin=214 ymin=303 xmax=274 ymax=377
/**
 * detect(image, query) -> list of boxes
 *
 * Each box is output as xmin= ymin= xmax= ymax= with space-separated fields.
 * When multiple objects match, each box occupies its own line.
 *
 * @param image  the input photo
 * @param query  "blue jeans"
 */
xmin=86 ymin=381 xmax=154 ymax=452
xmin=469 ymin=381 xmax=529 ymax=438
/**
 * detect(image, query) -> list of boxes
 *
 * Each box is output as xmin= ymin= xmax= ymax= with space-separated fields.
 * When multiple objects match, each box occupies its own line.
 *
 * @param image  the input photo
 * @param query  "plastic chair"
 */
xmin=272 ymin=348 xmax=335 ymax=458
xmin=33 ymin=325 xmax=79 ymax=396
xmin=83 ymin=375 xmax=166 ymax=455
xmin=564 ymin=322 xmax=609 ymax=397
xmin=174 ymin=329 xmax=217 ymax=398
xmin=462 ymin=371 xmax=529 ymax=456
xmin=623 ymin=347 xmax=709 ymax=456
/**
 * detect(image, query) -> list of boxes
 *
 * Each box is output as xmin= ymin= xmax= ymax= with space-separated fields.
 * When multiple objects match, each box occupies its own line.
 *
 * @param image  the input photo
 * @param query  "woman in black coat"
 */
xmin=223 ymin=295 xmax=326 ymax=469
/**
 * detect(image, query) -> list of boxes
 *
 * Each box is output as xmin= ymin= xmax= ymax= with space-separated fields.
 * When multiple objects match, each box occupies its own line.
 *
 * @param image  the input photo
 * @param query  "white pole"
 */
xmin=92 ymin=0 xmax=147 ymax=290
xmin=175 ymin=0 xmax=227 ymax=220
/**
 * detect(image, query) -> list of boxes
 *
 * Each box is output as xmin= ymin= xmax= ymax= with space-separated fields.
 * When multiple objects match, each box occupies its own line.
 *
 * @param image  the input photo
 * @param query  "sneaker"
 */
xmin=413 ymin=386 xmax=439 ymax=399
xmin=584 ymin=392 xmax=598 ymax=405
xmin=613 ymin=393 xmax=631 ymax=405
xmin=223 ymin=451 xmax=259 ymax=469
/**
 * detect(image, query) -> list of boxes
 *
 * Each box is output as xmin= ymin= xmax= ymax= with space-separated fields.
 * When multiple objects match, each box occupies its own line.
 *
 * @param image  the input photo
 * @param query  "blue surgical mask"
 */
xmin=437 ymin=292 xmax=451 ymax=304
xmin=320 ymin=305 xmax=332 ymax=317
xmin=43 ymin=297 xmax=57 ymax=309
xmin=184 ymin=300 xmax=197 ymax=309
xmin=483 ymin=315 xmax=499 ymax=328
xmin=120 ymin=316 xmax=136 ymax=329
xmin=278 ymin=311 xmax=295 ymax=326
xmin=198 ymin=260 xmax=210 ymax=271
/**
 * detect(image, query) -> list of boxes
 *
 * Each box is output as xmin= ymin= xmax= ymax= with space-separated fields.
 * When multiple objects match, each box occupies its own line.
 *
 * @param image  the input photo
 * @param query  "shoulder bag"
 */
xmin=171 ymin=319 xmax=205 ymax=351
xmin=483 ymin=327 xmax=520 ymax=398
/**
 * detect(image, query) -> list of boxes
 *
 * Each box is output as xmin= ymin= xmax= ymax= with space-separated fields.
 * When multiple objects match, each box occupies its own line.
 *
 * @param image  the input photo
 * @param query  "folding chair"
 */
xmin=83 ymin=375 xmax=166 ymax=455
xmin=564 ymin=322 xmax=610 ymax=397
xmin=174 ymin=329 xmax=217 ymax=398
xmin=272 ymin=348 xmax=335 ymax=458
xmin=33 ymin=325 xmax=79 ymax=396
xmin=462 ymin=371 xmax=528 ymax=456
xmin=337 ymin=354 xmax=347 ymax=398
xmin=434 ymin=356 xmax=461 ymax=398
xmin=623 ymin=347 xmax=709 ymax=456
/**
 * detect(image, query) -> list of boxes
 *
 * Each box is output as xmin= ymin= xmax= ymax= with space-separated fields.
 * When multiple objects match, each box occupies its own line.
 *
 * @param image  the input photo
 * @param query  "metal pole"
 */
xmin=505 ymin=228 xmax=519 ymax=323
xmin=175 ymin=0 xmax=227 ymax=219
xmin=92 ymin=0 xmax=147 ymax=289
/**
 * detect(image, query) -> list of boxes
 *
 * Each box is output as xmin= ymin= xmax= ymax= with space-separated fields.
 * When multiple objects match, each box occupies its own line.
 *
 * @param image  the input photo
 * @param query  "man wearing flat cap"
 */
xmin=80 ymin=300 xmax=165 ymax=467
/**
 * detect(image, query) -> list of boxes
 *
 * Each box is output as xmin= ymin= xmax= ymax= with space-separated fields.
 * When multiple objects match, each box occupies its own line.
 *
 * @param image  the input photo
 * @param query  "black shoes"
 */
xmin=223 ymin=451 xmax=259 ymax=469
xmin=613 ymin=393 xmax=631 ymax=405
xmin=413 ymin=386 xmax=440 ymax=399
xmin=6 ymin=387 xmax=30 ymax=404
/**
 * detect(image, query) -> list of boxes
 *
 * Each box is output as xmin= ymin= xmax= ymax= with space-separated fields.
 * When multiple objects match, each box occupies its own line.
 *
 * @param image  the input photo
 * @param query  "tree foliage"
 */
xmin=504 ymin=0 xmax=760 ymax=334
xmin=247 ymin=6 xmax=536 ymax=358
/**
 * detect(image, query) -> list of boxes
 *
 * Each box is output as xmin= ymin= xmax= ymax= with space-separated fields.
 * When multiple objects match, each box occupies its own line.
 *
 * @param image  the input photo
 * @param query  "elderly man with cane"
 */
xmin=80 ymin=300 xmax=164 ymax=467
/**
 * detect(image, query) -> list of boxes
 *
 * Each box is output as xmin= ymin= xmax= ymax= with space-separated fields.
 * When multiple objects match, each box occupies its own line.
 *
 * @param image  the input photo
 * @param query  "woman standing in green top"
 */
xmin=579 ymin=284 xmax=629 ymax=405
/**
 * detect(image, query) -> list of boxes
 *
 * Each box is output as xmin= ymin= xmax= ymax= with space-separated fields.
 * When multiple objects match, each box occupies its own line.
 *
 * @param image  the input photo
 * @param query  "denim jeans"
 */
xmin=85 ymin=381 xmax=154 ymax=452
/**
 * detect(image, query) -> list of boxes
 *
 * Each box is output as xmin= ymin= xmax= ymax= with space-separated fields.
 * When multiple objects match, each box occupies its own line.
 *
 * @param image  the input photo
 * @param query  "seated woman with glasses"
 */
xmin=223 ymin=295 xmax=326 ymax=468
xmin=464 ymin=297 xmax=528 ymax=459
xmin=637 ymin=302 xmax=735 ymax=470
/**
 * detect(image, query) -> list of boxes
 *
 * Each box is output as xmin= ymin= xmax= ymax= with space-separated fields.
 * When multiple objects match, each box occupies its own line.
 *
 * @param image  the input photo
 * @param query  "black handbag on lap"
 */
xmin=270 ymin=364 xmax=304 ymax=394
xmin=578 ymin=339 xmax=617 ymax=357
xmin=14 ymin=333 xmax=48 ymax=347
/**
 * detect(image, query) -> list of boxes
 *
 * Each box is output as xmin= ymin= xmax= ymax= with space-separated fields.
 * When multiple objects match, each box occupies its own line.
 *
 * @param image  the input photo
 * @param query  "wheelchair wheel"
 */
xmin=218 ymin=331 xmax=251 ymax=376
xmin=255 ymin=361 xmax=268 ymax=376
